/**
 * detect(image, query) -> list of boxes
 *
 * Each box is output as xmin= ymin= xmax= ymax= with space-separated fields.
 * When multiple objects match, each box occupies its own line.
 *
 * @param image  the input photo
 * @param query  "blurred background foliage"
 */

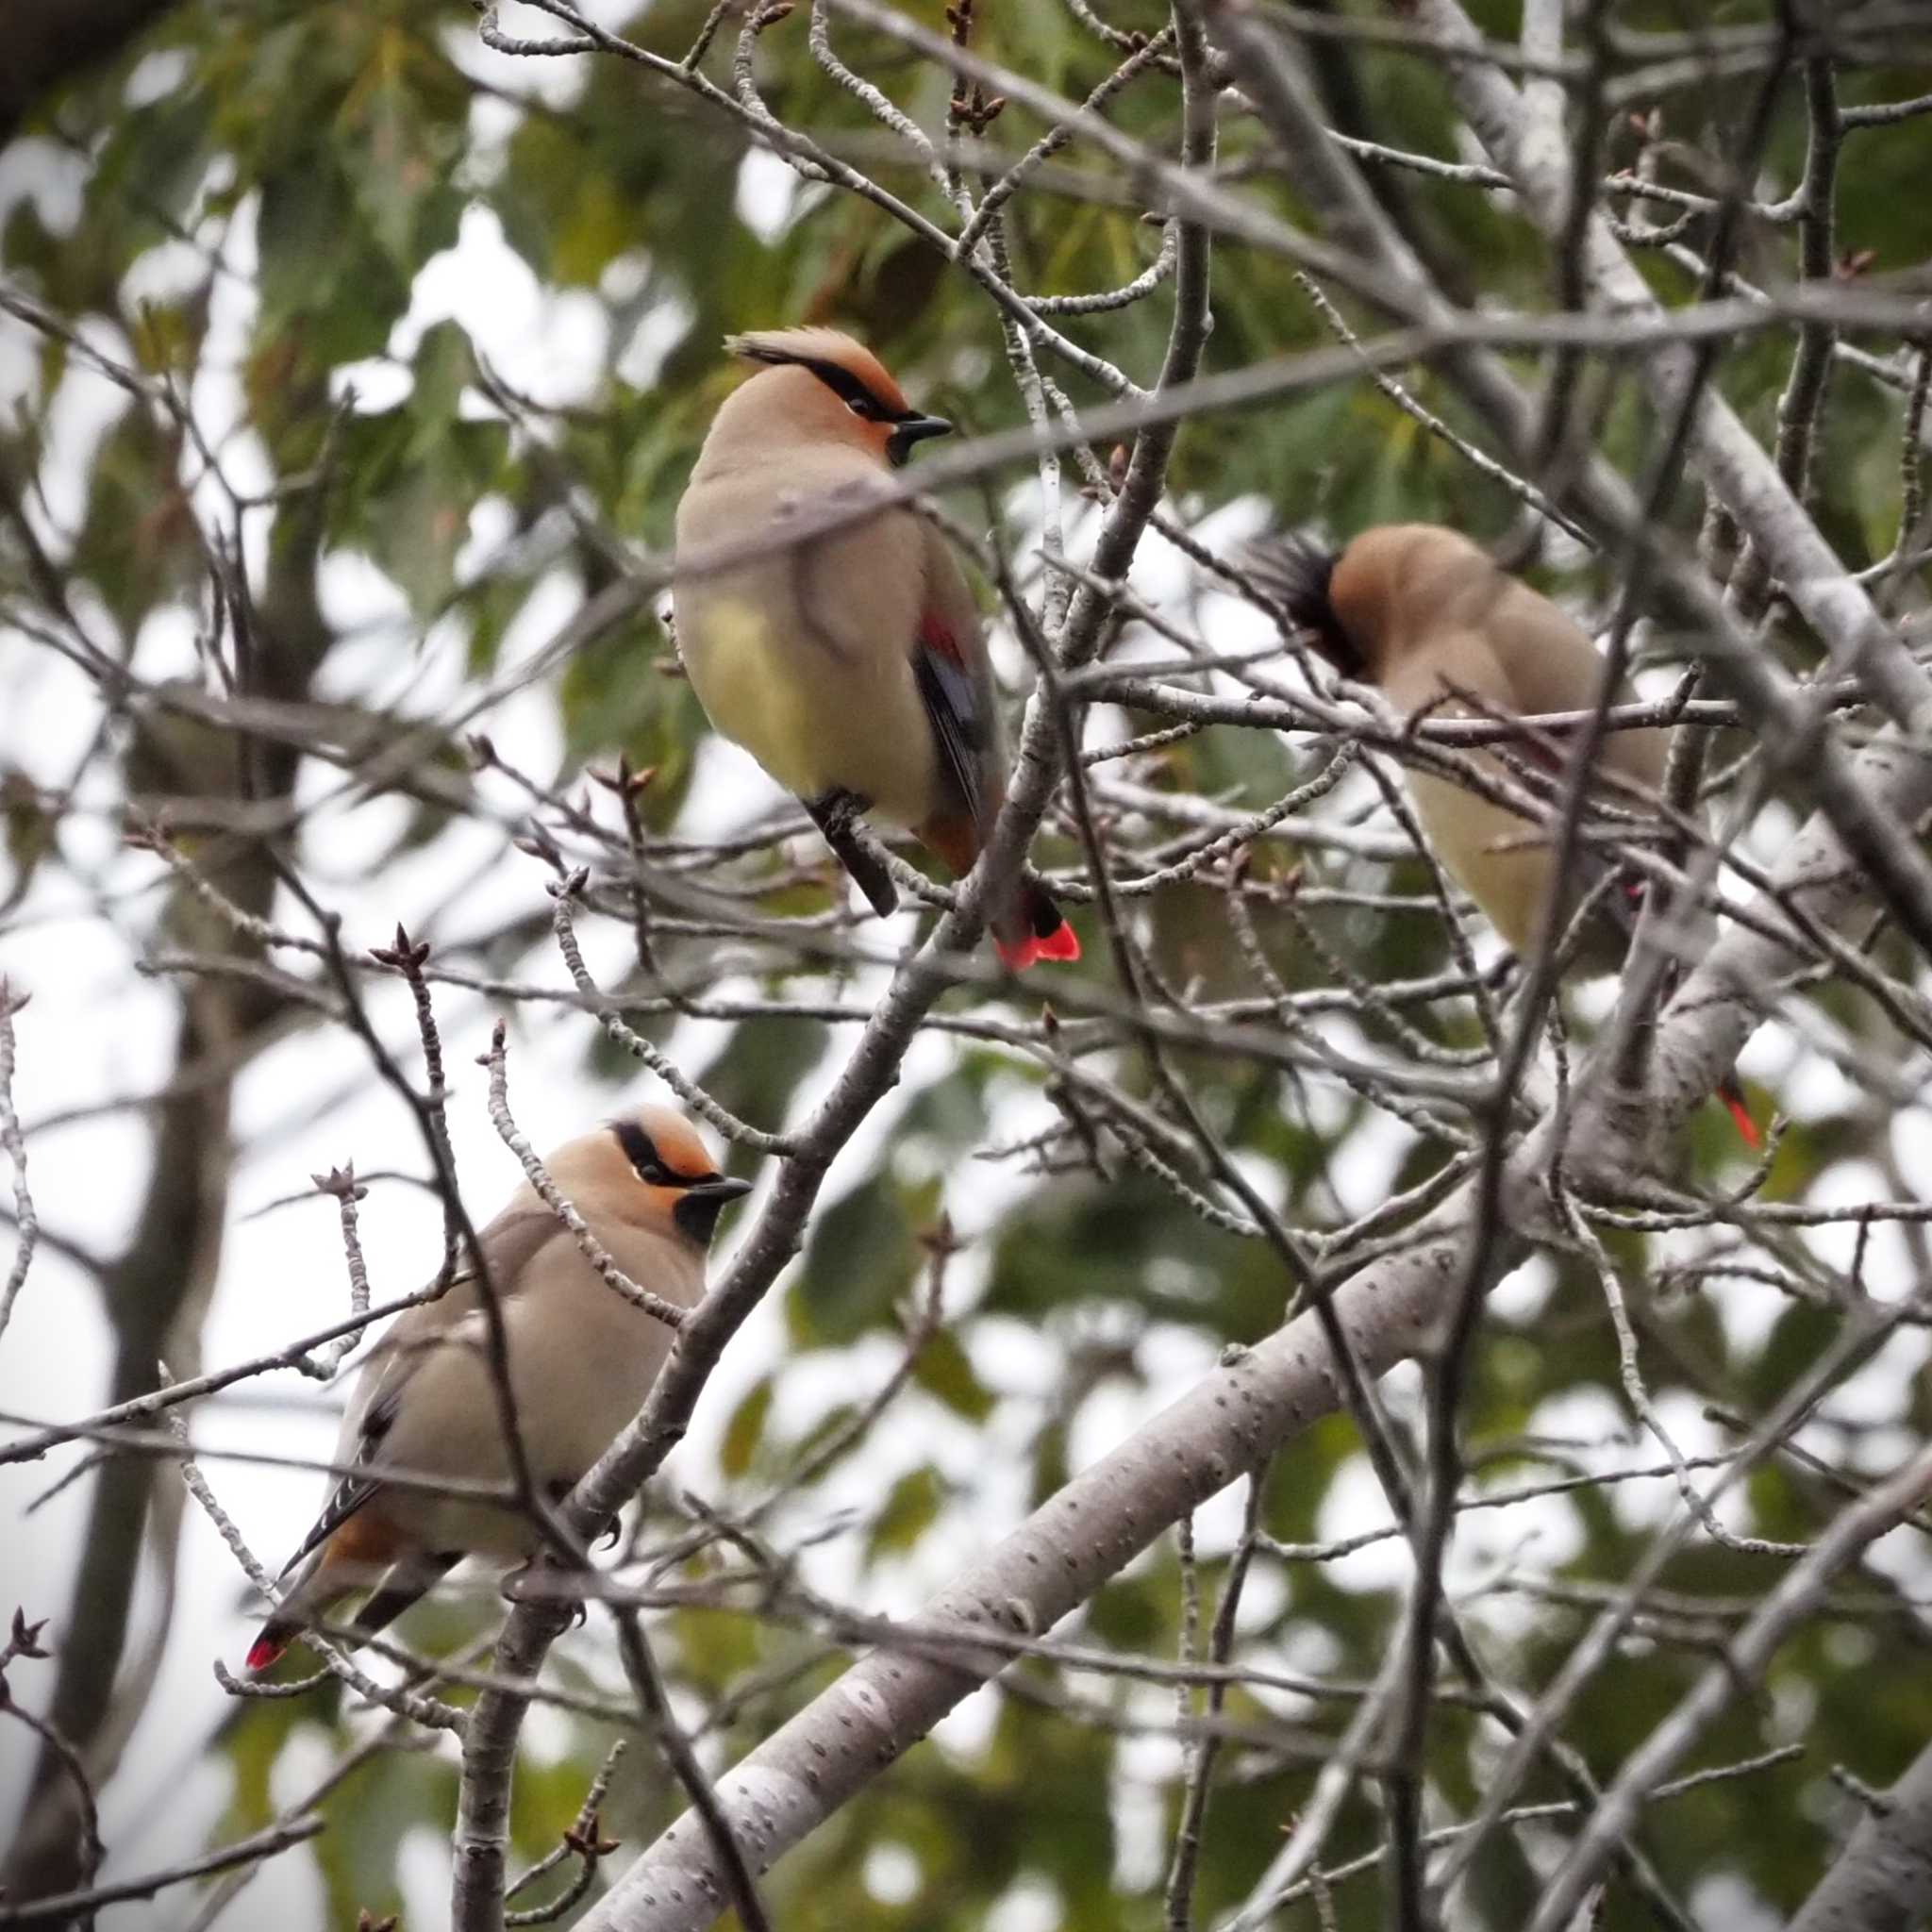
xmin=3 ymin=0 xmax=1931 ymax=1927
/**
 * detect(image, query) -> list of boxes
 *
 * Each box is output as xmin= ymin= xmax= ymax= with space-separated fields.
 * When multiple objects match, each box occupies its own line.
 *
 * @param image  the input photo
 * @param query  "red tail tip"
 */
xmin=1033 ymin=923 xmax=1080 ymax=964
xmin=245 ymin=1632 xmax=287 ymax=1674
xmin=995 ymin=923 xmax=1080 ymax=972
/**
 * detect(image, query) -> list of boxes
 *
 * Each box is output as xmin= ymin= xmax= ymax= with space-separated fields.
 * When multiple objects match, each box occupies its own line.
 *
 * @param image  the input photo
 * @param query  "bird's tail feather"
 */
xmin=994 ymin=880 xmax=1080 ymax=973
xmin=919 ymin=810 xmax=1079 ymax=971
xmin=246 ymin=1549 xmax=462 ymax=1675
xmin=244 ymin=1515 xmax=405 ymax=1674
xmin=245 ymin=1548 xmax=336 ymax=1675
xmin=348 ymin=1551 xmax=462 ymax=1651
xmin=1717 ymin=1074 xmax=1760 ymax=1148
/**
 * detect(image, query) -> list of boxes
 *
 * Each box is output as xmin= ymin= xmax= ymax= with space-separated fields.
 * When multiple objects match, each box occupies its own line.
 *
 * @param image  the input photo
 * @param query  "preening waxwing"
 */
xmin=673 ymin=328 xmax=1080 ymax=972
xmin=244 ymin=1108 xmax=752 ymax=1673
xmin=1249 ymin=522 xmax=1757 ymax=1144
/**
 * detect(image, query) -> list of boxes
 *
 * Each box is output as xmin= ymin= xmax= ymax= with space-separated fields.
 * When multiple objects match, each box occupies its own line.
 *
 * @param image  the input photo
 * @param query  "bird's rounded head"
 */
xmin=712 ymin=328 xmax=954 ymax=470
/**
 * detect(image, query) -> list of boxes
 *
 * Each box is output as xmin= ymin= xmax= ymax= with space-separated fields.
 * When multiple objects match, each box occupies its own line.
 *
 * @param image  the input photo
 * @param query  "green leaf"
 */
xmin=789 ymin=1172 xmax=941 ymax=1346
xmin=910 ymin=1325 xmax=993 ymax=1423
xmin=256 ymin=160 xmax=406 ymax=365
xmin=721 ymin=1374 xmax=775 ymax=1479
xmin=867 ymin=1464 xmax=942 ymax=1559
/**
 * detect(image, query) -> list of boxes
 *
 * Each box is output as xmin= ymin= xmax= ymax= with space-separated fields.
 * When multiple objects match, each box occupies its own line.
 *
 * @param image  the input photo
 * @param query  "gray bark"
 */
xmin=1789 ymin=1742 xmax=1932 ymax=1932
xmin=580 ymin=1232 xmax=1465 ymax=1932
xmin=579 ymin=674 xmax=1932 ymax=1929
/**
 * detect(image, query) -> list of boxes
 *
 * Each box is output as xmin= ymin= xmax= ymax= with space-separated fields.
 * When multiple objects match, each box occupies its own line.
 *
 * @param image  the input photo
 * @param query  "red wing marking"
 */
xmin=919 ymin=608 xmax=966 ymax=663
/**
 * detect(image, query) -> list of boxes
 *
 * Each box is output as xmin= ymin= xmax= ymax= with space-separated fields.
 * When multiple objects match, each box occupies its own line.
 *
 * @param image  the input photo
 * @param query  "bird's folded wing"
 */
xmin=912 ymin=614 xmax=991 ymax=828
xmin=280 ymin=1207 xmax=567 ymax=1573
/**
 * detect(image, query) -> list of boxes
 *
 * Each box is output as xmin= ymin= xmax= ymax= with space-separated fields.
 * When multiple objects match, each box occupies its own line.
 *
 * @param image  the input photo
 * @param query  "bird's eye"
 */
xmin=847 ymin=395 xmax=880 ymax=421
xmin=614 ymin=1120 xmax=682 ymax=1187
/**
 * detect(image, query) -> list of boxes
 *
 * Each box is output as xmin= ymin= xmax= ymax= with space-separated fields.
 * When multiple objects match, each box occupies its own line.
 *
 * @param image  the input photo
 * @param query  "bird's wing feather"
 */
xmin=281 ymin=1208 xmax=564 ymax=1574
xmin=277 ymin=1382 xmax=405 ymax=1577
xmin=912 ymin=525 xmax=1003 ymax=831
xmin=913 ymin=610 xmax=991 ymax=826
xmin=1484 ymin=584 xmax=1668 ymax=793
xmin=345 ymin=1550 xmax=464 ymax=1648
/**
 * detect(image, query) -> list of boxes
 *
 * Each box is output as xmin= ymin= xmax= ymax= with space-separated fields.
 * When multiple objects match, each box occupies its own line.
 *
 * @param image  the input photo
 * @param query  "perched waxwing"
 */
xmin=1249 ymin=523 xmax=1757 ymax=1143
xmin=673 ymin=328 xmax=1080 ymax=972
xmin=245 ymin=1108 xmax=752 ymax=1672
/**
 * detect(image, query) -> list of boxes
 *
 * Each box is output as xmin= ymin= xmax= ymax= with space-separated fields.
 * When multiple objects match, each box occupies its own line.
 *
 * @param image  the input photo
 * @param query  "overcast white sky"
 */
xmin=4 ymin=13 xmax=1932 ymax=1927
xmin=0 ymin=69 xmax=1298 ymax=1918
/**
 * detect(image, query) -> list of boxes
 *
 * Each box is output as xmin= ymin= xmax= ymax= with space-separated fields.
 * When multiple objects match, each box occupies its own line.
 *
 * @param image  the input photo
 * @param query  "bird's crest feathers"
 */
xmin=608 ymin=1105 xmax=720 ymax=1186
xmin=724 ymin=328 xmax=909 ymax=418
xmin=1241 ymin=533 xmax=1362 ymax=677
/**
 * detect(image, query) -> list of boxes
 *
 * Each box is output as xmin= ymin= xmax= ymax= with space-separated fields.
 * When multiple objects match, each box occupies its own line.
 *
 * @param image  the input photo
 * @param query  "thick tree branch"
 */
xmin=1789 ymin=1739 xmax=1932 ymax=1932
xmin=1525 ymin=1437 xmax=1932 ymax=1932
xmin=577 ymin=662 xmax=1932 ymax=1925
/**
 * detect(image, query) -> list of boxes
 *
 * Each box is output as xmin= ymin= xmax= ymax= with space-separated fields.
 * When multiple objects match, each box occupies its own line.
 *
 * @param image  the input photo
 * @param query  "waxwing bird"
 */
xmin=244 ymin=1108 xmax=752 ymax=1673
xmin=1248 ymin=522 xmax=1757 ymax=1145
xmin=673 ymin=328 xmax=1080 ymax=972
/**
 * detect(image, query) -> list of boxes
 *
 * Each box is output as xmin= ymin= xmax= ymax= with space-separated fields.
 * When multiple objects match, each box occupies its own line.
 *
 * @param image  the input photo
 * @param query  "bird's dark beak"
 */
xmin=673 ymin=1174 xmax=754 ymax=1247
xmin=887 ymin=414 xmax=954 ymax=467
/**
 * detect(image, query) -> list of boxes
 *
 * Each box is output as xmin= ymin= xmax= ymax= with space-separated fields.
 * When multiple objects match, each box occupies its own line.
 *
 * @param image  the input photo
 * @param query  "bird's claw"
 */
xmin=806 ymin=789 xmax=898 ymax=920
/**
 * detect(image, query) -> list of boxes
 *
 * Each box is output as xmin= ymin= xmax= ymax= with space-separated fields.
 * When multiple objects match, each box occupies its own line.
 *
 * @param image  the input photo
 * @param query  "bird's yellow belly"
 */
xmin=1410 ymin=765 xmax=1551 ymax=957
xmin=676 ymin=583 xmax=939 ymax=822
xmin=680 ymin=591 xmax=825 ymax=798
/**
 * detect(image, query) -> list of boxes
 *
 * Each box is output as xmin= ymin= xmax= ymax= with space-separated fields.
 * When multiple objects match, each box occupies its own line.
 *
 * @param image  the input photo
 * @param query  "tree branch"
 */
xmin=1789 ymin=1739 xmax=1932 ymax=1932
xmin=572 ymin=489 xmax=1932 ymax=1932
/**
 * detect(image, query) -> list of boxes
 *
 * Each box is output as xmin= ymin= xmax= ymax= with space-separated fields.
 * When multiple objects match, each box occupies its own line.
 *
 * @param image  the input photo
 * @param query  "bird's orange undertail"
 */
xmin=1718 ymin=1075 xmax=1760 ymax=1149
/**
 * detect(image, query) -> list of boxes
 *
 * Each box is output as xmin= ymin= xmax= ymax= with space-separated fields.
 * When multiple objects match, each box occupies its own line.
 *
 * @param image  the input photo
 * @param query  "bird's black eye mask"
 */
xmin=612 ymin=1118 xmax=677 ymax=1186
xmin=733 ymin=342 xmax=953 ymax=466
xmin=609 ymin=1120 xmax=753 ymax=1246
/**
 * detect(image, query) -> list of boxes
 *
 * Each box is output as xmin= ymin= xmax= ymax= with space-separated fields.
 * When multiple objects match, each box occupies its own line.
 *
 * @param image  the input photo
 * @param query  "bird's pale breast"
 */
xmin=676 ymin=565 xmax=941 ymax=824
xmin=678 ymin=586 xmax=826 ymax=798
